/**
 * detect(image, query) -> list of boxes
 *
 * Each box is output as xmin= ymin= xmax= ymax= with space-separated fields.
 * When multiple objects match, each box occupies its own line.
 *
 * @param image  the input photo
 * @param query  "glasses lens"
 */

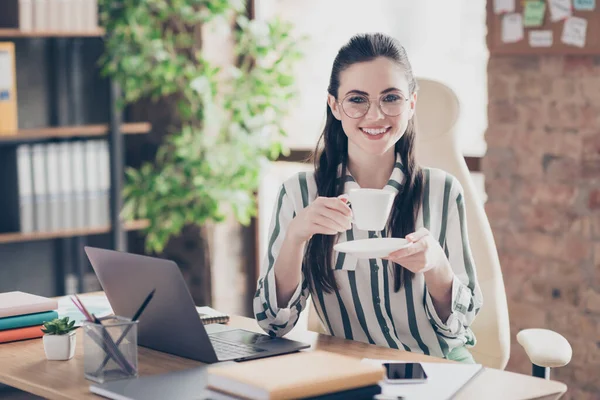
xmin=380 ymin=93 xmax=405 ymax=117
xmin=342 ymin=95 xmax=369 ymax=118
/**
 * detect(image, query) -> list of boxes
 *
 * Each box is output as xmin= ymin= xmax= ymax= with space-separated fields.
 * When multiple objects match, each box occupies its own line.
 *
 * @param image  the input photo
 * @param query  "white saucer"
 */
xmin=334 ymin=238 xmax=412 ymax=259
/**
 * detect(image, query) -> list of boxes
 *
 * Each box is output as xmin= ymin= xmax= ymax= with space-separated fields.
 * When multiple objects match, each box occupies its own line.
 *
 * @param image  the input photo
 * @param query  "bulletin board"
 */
xmin=487 ymin=0 xmax=600 ymax=55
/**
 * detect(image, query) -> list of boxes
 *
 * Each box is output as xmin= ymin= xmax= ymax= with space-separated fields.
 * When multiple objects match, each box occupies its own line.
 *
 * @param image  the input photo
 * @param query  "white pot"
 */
xmin=43 ymin=331 xmax=76 ymax=361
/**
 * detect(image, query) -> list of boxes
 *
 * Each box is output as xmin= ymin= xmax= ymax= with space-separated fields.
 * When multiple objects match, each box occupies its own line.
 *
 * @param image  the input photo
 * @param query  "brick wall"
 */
xmin=484 ymin=56 xmax=600 ymax=400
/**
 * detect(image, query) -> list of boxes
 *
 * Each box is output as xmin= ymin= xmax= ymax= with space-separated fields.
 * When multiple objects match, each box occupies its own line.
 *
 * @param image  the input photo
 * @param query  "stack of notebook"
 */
xmin=0 ymin=292 xmax=59 ymax=344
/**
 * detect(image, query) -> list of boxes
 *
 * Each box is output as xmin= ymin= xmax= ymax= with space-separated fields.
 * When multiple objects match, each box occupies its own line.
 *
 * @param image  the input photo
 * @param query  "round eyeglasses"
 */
xmin=339 ymin=92 xmax=409 ymax=119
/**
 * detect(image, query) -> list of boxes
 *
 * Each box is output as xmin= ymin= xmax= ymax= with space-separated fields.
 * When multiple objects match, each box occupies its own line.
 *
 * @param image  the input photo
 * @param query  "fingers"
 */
xmin=318 ymin=197 xmax=352 ymax=217
xmin=388 ymin=239 xmax=427 ymax=259
xmin=313 ymin=221 xmax=341 ymax=236
xmin=317 ymin=209 xmax=352 ymax=232
xmin=406 ymin=227 xmax=430 ymax=243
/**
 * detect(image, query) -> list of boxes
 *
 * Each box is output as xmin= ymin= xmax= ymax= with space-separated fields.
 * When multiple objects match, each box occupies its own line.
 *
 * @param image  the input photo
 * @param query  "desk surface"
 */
xmin=0 ymin=312 xmax=567 ymax=400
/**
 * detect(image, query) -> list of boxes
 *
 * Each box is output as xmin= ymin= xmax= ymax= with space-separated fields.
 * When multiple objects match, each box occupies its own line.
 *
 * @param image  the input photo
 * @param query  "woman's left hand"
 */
xmin=383 ymin=227 xmax=450 ymax=274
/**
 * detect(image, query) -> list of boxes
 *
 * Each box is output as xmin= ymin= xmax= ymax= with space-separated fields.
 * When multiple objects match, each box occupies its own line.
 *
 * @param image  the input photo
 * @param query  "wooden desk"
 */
xmin=0 ymin=315 xmax=567 ymax=400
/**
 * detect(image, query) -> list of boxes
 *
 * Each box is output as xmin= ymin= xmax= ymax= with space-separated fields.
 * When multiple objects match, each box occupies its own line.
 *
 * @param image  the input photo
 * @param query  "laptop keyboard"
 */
xmin=210 ymin=337 xmax=266 ymax=360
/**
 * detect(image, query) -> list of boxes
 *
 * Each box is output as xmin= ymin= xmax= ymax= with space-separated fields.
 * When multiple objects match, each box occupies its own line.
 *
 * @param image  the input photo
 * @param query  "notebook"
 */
xmin=207 ymin=350 xmax=385 ymax=400
xmin=0 ymin=292 xmax=58 ymax=319
xmin=0 ymin=310 xmax=58 ymax=331
xmin=196 ymin=306 xmax=230 ymax=325
xmin=0 ymin=325 xmax=44 ymax=343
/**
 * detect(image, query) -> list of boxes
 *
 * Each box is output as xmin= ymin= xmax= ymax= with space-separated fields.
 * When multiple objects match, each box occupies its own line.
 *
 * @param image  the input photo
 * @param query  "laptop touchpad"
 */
xmin=210 ymin=330 xmax=276 ymax=346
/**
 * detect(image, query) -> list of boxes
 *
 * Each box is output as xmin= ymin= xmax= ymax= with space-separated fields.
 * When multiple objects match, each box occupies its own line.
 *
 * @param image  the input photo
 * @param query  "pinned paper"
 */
xmin=549 ymin=0 xmax=572 ymax=21
xmin=574 ymin=0 xmax=595 ymax=10
xmin=502 ymin=13 xmax=524 ymax=43
xmin=523 ymin=1 xmax=546 ymax=27
xmin=494 ymin=0 xmax=516 ymax=14
xmin=561 ymin=16 xmax=588 ymax=48
xmin=529 ymin=30 xmax=553 ymax=47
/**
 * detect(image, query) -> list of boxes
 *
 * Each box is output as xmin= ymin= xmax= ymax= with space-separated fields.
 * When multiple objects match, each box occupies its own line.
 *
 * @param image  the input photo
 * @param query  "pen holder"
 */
xmin=83 ymin=316 xmax=138 ymax=383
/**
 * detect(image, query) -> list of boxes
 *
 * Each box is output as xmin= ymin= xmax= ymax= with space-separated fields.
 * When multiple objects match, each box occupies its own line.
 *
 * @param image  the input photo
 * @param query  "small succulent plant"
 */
xmin=41 ymin=317 xmax=77 ymax=335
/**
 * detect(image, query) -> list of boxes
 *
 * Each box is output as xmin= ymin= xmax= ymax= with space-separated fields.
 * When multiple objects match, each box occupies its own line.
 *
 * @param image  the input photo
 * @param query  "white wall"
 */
xmin=256 ymin=0 xmax=488 ymax=156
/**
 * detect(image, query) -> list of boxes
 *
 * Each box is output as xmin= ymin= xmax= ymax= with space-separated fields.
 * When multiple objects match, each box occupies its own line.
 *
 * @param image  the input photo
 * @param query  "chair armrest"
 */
xmin=516 ymin=329 xmax=572 ymax=368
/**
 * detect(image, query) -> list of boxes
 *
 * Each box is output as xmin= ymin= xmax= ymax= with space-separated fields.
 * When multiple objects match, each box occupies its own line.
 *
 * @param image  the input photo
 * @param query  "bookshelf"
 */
xmin=0 ymin=2 xmax=147 ymax=296
xmin=0 ymin=219 xmax=149 ymax=244
xmin=0 ymin=122 xmax=151 ymax=144
xmin=0 ymin=28 xmax=105 ymax=38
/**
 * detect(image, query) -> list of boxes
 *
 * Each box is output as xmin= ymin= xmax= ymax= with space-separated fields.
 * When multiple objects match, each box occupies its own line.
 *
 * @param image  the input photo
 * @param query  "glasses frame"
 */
xmin=338 ymin=92 xmax=410 ymax=119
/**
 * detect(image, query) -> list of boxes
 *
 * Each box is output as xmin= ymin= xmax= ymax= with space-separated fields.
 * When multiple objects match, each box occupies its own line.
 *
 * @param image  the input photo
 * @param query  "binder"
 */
xmin=58 ymin=141 xmax=74 ymax=229
xmin=0 ymin=42 xmax=17 ymax=136
xmin=46 ymin=143 xmax=61 ymax=230
xmin=32 ymin=144 xmax=49 ymax=232
xmin=98 ymin=140 xmax=110 ymax=227
xmin=17 ymin=145 xmax=34 ymax=233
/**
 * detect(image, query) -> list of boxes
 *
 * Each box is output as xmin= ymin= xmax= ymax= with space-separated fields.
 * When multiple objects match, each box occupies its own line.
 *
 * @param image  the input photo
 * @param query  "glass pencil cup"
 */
xmin=83 ymin=316 xmax=138 ymax=383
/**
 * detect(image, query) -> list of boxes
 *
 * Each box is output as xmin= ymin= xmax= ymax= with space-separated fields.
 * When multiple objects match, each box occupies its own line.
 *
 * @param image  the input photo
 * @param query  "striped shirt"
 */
xmin=254 ymin=154 xmax=483 ymax=359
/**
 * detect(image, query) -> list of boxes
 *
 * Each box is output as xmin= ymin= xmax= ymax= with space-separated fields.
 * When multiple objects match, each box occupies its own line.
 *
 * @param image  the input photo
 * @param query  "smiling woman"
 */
xmin=254 ymin=33 xmax=483 ymax=364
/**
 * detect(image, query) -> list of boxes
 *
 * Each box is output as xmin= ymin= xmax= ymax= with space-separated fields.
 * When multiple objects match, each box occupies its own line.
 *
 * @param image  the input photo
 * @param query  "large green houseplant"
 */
xmin=99 ymin=1 xmax=302 ymax=258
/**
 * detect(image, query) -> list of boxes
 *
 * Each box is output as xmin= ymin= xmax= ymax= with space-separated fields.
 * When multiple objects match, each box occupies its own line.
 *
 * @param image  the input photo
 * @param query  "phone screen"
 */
xmin=383 ymin=362 xmax=428 ymax=381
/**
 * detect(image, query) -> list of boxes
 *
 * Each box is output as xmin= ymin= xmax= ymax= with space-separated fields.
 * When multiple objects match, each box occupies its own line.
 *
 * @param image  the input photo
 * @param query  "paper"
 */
xmin=0 ymin=51 xmax=11 ymax=91
xmin=502 ymin=13 xmax=524 ymax=43
xmin=362 ymin=359 xmax=484 ymax=400
xmin=57 ymin=294 xmax=113 ymax=326
xmin=549 ymin=0 xmax=572 ymax=21
xmin=529 ymin=30 xmax=554 ymax=47
xmin=523 ymin=1 xmax=546 ymax=27
xmin=574 ymin=0 xmax=595 ymax=10
xmin=562 ymin=16 xmax=588 ymax=48
xmin=494 ymin=0 xmax=516 ymax=13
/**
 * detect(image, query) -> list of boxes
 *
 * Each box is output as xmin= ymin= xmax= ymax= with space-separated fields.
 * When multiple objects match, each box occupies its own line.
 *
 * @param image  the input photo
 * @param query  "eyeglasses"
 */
xmin=339 ymin=92 xmax=409 ymax=119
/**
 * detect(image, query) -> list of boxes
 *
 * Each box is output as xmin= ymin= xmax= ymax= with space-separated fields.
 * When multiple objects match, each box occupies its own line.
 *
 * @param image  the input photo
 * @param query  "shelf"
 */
xmin=0 ymin=122 xmax=151 ymax=144
xmin=0 ymin=219 xmax=150 ymax=244
xmin=0 ymin=28 xmax=105 ymax=38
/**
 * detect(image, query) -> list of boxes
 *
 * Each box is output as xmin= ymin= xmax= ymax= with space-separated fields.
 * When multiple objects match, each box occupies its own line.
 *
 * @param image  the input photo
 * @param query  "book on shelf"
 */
xmin=206 ymin=350 xmax=385 ymax=400
xmin=15 ymin=139 xmax=111 ymax=234
xmin=0 ymin=325 xmax=44 ymax=343
xmin=0 ymin=291 xmax=58 ymax=319
xmin=18 ymin=0 xmax=99 ymax=33
xmin=0 ymin=42 xmax=18 ymax=135
xmin=0 ymin=310 xmax=58 ymax=331
xmin=196 ymin=306 xmax=230 ymax=325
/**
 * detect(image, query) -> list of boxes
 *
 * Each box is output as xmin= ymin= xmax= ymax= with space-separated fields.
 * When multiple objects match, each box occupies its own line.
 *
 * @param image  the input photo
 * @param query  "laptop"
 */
xmin=84 ymin=246 xmax=310 ymax=363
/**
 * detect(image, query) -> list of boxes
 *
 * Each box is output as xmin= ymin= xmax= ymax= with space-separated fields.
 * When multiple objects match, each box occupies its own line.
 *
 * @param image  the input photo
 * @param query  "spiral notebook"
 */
xmin=196 ymin=306 xmax=230 ymax=325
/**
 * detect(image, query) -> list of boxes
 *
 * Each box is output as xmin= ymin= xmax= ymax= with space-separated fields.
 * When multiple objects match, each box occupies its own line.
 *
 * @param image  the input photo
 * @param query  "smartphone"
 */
xmin=383 ymin=362 xmax=428 ymax=384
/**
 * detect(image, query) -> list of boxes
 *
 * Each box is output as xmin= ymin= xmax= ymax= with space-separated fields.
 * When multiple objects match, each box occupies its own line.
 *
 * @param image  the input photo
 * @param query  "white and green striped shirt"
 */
xmin=254 ymin=154 xmax=483 ymax=359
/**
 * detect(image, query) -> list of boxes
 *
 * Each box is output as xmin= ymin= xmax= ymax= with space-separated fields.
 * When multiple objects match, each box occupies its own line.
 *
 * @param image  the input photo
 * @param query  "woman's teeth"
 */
xmin=361 ymin=127 xmax=388 ymax=135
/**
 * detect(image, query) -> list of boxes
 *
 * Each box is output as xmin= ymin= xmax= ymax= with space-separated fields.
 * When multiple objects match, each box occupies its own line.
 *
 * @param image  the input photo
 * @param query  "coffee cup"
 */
xmin=340 ymin=188 xmax=396 ymax=231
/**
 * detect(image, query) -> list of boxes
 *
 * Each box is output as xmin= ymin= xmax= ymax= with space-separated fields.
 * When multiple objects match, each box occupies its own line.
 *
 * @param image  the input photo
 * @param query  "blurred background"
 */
xmin=0 ymin=1 xmax=597 ymax=399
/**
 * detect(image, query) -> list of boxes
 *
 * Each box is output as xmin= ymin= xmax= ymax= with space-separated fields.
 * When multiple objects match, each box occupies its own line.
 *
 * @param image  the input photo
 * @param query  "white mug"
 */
xmin=340 ymin=188 xmax=396 ymax=231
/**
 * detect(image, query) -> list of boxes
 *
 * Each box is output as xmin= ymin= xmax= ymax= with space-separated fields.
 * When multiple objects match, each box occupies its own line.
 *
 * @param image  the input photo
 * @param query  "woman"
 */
xmin=254 ymin=33 xmax=483 ymax=363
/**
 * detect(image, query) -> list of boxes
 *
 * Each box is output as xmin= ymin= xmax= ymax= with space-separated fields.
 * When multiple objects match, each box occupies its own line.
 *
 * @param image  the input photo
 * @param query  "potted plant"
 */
xmin=98 ymin=1 xmax=303 ymax=305
xmin=42 ymin=317 xmax=77 ymax=361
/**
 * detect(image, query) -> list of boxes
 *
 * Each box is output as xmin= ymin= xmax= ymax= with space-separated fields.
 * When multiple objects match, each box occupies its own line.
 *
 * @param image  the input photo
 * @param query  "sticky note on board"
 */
xmin=561 ymin=16 xmax=588 ymax=48
xmin=523 ymin=1 xmax=546 ymax=27
xmin=574 ymin=0 xmax=595 ymax=10
xmin=549 ymin=0 xmax=572 ymax=21
xmin=494 ymin=0 xmax=516 ymax=13
xmin=502 ymin=13 xmax=524 ymax=43
xmin=529 ymin=30 xmax=553 ymax=47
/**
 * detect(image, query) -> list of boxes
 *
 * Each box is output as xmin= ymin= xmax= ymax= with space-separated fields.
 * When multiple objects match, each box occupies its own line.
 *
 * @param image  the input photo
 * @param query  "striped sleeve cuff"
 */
xmin=255 ymin=278 xmax=304 ymax=327
xmin=425 ymin=275 xmax=471 ymax=337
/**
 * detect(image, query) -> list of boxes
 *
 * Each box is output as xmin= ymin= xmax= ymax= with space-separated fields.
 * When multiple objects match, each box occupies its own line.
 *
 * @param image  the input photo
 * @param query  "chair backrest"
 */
xmin=413 ymin=78 xmax=510 ymax=369
xmin=307 ymin=78 xmax=510 ymax=370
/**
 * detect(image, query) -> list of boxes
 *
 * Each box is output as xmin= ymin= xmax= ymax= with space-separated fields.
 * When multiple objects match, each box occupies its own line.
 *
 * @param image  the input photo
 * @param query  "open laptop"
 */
xmin=84 ymin=246 xmax=310 ymax=363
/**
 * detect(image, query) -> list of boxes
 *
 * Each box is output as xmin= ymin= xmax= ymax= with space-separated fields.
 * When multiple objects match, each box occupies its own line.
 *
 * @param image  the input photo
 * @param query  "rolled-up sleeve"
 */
xmin=253 ymin=184 xmax=310 ymax=337
xmin=425 ymin=182 xmax=483 ymax=340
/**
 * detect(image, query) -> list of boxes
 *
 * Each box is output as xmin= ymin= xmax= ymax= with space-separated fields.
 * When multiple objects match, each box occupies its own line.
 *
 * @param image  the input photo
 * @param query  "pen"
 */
xmin=93 ymin=288 xmax=156 ymax=374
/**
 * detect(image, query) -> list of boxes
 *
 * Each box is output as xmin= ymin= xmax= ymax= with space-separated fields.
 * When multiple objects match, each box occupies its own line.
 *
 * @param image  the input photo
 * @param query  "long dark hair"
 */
xmin=303 ymin=33 xmax=424 ymax=294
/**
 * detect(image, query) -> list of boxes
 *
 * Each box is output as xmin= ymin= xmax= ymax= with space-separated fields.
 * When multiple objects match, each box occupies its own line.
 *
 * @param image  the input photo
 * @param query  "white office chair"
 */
xmin=306 ymin=78 xmax=572 ymax=378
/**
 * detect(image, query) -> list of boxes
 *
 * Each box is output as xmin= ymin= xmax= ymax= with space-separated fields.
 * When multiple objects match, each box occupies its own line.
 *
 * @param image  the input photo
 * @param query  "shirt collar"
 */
xmin=337 ymin=153 xmax=405 ymax=195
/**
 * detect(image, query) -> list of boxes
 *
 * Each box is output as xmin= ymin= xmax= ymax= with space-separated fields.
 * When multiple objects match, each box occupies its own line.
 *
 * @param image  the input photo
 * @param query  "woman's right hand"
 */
xmin=287 ymin=196 xmax=353 ymax=244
